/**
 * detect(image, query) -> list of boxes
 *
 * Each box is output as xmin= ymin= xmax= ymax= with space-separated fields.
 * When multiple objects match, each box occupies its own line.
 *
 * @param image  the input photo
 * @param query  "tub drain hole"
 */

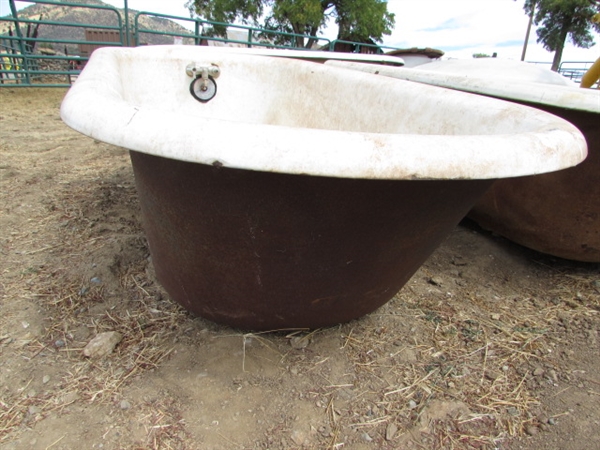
xmin=190 ymin=76 xmax=217 ymax=103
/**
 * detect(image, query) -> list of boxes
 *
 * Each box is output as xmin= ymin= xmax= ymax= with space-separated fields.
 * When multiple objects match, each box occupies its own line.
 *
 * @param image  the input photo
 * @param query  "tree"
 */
xmin=186 ymin=0 xmax=395 ymax=49
xmin=522 ymin=0 xmax=600 ymax=71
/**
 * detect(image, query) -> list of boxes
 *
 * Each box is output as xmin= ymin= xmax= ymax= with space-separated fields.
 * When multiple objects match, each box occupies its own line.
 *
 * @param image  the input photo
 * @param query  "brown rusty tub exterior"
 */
xmin=61 ymin=47 xmax=586 ymax=329
xmin=130 ymin=151 xmax=492 ymax=329
xmin=469 ymin=104 xmax=599 ymax=262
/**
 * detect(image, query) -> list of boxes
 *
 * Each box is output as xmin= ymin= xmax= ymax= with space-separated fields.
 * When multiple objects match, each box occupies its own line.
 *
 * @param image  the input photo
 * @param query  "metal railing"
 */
xmin=133 ymin=11 xmax=333 ymax=50
xmin=557 ymin=61 xmax=596 ymax=85
xmin=528 ymin=60 xmax=595 ymax=85
xmin=3 ymin=0 xmax=593 ymax=88
xmin=1 ymin=0 xmax=125 ymax=87
xmin=0 ymin=0 xmax=404 ymax=87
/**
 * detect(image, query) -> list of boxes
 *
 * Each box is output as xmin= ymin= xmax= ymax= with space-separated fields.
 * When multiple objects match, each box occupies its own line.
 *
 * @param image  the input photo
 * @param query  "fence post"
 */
xmin=123 ymin=0 xmax=130 ymax=46
xmin=8 ymin=0 xmax=30 ymax=84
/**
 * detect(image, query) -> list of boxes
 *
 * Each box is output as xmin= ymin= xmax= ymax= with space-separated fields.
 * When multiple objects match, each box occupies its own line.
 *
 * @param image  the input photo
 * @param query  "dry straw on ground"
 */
xmin=1 ymin=88 xmax=598 ymax=449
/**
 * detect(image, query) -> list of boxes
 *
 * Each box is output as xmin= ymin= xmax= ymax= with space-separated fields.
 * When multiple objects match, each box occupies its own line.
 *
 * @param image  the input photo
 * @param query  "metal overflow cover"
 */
xmin=187 ymin=63 xmax=220 ymax=103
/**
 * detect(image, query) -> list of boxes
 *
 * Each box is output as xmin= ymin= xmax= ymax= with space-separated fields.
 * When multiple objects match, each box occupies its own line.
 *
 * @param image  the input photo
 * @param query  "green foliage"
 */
xmin=331 ymin=0 xmax=395 ymax=42
xmin=267 ymin=0 xmax=329 ymax=47
xmin=522 ymin=0 xmax=600 ymax=69
xmin=186 ymin=0 xmax=395 ymax=48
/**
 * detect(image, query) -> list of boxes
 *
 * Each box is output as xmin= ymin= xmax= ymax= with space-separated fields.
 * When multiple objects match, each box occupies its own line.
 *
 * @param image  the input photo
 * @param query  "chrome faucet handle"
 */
xmin=186 ymin=63 xmax=221 ymax=80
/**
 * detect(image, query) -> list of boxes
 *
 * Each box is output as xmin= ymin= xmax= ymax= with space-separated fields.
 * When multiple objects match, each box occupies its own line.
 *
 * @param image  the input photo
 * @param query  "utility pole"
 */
xmin=521 ymin=0 xmax=536 ymax=61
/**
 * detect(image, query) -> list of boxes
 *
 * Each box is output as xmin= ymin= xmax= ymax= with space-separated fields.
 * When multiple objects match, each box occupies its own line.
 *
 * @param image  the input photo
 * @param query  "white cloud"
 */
xmin=2 ymin=0 xmax=598 ymax=63
xmin=385 ymin=0 xmax=598 ymax=62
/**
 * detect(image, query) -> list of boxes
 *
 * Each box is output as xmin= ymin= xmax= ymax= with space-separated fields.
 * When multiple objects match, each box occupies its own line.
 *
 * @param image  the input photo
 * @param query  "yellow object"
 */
xmin=593 ymin=13 xmax=600 ymax=24
xmin=580 ymin=57 xmax=600 ymax=89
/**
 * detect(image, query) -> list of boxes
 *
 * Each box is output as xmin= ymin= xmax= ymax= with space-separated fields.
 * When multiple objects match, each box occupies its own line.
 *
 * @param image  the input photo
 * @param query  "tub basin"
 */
xmin=61 ymin=46 xmax=586 ymax=329
xmin=328 ymin=58 xmax=600 ymax=262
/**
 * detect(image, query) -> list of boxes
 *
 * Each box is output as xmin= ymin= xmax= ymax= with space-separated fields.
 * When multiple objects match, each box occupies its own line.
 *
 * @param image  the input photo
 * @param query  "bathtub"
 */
xmin=61 ymin=46 xmax=586 ymax=329
xmin=327 ymin=58 xmax=600 ymax=262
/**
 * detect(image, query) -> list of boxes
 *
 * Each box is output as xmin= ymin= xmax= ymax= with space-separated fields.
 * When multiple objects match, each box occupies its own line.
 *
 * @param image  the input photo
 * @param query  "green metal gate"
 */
xmin=0 ymin=0 xmax=403 ymax=88
xmin=1 ymin=0 xmax=126 ymax=87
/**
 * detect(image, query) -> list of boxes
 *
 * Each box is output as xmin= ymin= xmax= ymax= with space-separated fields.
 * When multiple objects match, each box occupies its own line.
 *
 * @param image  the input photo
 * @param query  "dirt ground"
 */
xmin=0 ymin=88 xmax=599 ymax=450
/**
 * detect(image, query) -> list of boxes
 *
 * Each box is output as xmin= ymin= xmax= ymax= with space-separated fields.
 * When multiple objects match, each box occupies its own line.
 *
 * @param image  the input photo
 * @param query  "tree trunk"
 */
xmin=291 ymin=23 xmax=305 ymax=48
xmin=305 ymin=25 xmax=319 ymax=49
xmin=551 ymin=25 xmax=569 ymax=72
xmin=551 ymin=42 xmax=564 ymax=71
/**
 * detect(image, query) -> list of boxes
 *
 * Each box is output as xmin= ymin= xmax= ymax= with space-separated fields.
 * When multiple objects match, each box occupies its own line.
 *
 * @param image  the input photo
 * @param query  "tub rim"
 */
xmin=60 ymin=46 xmax=588 ymax=181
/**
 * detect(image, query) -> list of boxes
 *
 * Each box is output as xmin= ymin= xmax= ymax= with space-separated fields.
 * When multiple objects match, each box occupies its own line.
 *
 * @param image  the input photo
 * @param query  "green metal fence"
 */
xmin=1 ymin=0 xmax=126 ymax=87
xmin=528 ymin=60 xmax=597 ymax=86
xmin=0 ymin=0 xmax=405 ymax=88
xmin=3 ymin=0 xmax=592 ymax=88
xmin=132 ymin=11 xmax=333 ymax=50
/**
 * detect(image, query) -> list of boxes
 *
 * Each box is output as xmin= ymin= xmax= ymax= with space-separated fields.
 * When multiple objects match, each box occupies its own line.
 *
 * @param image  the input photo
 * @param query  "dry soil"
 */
xmin=0 ymin=88 xmax=599 ymax=450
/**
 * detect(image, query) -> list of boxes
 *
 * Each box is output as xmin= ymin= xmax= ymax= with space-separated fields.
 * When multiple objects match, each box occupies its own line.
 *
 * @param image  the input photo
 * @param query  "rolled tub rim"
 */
xmin=60 ymin=46 xmax=588 ymax=181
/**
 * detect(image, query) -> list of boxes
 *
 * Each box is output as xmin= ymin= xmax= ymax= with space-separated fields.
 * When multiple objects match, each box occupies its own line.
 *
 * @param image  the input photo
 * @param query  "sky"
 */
xmin=1 ymin=0 xmax=598 ymax=63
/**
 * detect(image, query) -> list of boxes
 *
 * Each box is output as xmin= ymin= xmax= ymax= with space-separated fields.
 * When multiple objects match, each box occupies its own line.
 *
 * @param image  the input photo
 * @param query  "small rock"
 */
xmin=491 ymin=313 xmax=501 ymax=321
xmin=525 ymin=425 xmax=539 ymax=436
xmin=90 ymin=277 xmax=102 ymax=284
xmin=408 ymin=400 xmax=418 ymax=410
xmin=42 ymin=375 xmax=50 ymax=384
xmin=386 ymin=422 xmax=398 ymax=441
xmin=485 ymin=370 xmax=502 ymax=381
xmin=61 ymin=391 xmax=79 ymax=404
xmin=428 ymin=276 xmax=443 ymax=287
xmin=586 ymin=330 xmax=597 ymax=345
xmin=120 ymin=400 xmax=131 ymax=410
xmin=533 ymin=367 xmax=545 ymax=377
xmin=83 ymin=331 xmax=122 ymax=358
xmin=319 ymin=425 xmax=332 ymax=437
xmin=28 ymin=405 xmax=40 ymax=415
xmin=507 ymin=407 xmax=519 ymax=416
xmin=548 ymin=417 xmax=556 ymax=425
xmin=290 ymin=335 xmax=309 ymax=349
xmin=361 ymin=432 xmax=373 ymax=442
xmin=54 ymin=339 xmax=65 ymax=348
xmin=290 ymin=429 xmax=306 ymax=446
xmin=335 ymin=388 xmax=353 ymax=401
